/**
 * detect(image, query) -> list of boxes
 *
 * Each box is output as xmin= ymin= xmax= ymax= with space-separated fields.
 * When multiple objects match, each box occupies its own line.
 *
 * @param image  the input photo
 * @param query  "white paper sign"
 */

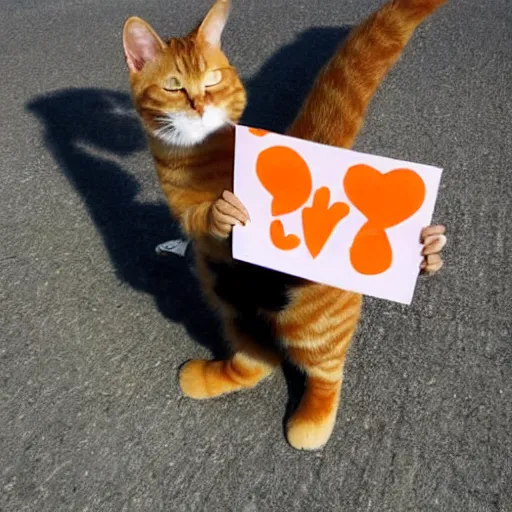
xmin=233 ymin=125 xmax=442 ymax=304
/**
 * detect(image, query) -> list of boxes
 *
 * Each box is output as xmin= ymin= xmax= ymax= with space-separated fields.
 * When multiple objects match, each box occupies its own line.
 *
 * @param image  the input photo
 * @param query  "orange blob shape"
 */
xmin=350 ymin=222 xmax=392 ymax=275
xmin=344 ymin=165 xmax=426 ymax=229
xmin=249 ymin=128 xmax=271 ymax=137
xmin=270 ymin=220 xmax=301 ymax=251
xmin=302 ymin=187 xmax=350 ymax=259
xmin=256 ymin=146 xmax=313 ymax=216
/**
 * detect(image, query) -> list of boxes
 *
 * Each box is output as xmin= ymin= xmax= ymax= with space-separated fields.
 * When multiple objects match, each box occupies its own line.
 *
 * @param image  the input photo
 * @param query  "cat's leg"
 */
xmin=286 ymin=366 xmax=344 ymax=451
xmin=179 ymin=315 xmax=280 ymax=400
xmin=277 ymin=286 xmax=362 ymax=450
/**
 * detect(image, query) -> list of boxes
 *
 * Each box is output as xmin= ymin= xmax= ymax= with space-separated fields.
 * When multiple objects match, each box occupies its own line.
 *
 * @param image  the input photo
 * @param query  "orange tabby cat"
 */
xmin=123 ymin=0 xmax=448 ymax=450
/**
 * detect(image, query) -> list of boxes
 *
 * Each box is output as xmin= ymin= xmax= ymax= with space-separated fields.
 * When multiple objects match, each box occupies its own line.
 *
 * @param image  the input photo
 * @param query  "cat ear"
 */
xmin=123 ymin=17 xmax=166 ymax=72
xmin=197 ymin=0 xmax=231 ymax=48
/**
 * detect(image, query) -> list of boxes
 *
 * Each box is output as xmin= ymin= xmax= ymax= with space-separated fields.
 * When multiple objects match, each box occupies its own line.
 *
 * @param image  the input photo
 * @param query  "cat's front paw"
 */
xmin=421 ymin=225 xmax=447 ymax=274
xmin=179 ymin=360 xmax=212 ymax=399
xmin=208 ymin=190 xmax=250 ymax=239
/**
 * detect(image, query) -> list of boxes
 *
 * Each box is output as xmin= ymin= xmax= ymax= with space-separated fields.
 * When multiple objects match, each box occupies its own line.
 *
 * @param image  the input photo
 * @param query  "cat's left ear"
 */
xmin=197 ymin=0 xmax=231 ymax=48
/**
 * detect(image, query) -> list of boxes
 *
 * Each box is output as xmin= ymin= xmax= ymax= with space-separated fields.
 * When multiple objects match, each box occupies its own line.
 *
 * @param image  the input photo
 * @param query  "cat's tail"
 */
xmin=287 ymin=0 xmax=448 ymax=147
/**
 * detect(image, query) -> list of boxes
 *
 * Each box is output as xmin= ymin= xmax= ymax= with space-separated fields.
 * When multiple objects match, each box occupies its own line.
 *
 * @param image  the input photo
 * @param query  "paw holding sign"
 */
xmin=209 ymin=190 xmax=250 ymax=239
xmin=420 ymin=225 xmax=447 ymax=274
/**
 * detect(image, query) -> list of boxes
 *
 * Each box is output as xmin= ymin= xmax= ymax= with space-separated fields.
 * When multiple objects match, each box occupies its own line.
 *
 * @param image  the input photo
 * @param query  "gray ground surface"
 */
xmin=1 ymin=0 xmax=511 ymax=510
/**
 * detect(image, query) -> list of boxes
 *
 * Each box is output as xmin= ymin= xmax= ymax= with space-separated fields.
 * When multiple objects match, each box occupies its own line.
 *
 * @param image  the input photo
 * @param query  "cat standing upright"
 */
xmin=122 ymin=0 xmax=448 ymax=450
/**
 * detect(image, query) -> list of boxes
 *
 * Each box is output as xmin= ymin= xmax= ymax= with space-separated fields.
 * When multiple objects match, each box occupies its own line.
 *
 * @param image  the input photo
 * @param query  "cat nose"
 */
xmin=192 ymin=97 xmax=205 ymax=115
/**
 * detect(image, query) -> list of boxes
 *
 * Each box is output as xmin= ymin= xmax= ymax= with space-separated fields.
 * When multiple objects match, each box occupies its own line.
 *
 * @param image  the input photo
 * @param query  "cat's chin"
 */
xmin=152 ymin=106 xmax=230 ymax=148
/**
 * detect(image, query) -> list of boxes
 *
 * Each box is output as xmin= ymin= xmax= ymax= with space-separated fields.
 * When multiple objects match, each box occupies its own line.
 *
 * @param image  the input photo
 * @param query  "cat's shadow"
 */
xmin=27 ymin=26 xmax=350 ymax=425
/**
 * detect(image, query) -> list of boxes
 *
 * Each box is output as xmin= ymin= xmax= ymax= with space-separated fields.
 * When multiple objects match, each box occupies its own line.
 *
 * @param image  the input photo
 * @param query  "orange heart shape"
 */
xmin=302 ymin=187 xmax=350 ymax=258
xmin=344 ymin=165 xmax=426 ymax=229
xmin=256 ymin=146 xmax=313 ymax=216
xmin=270 ymin=220 xmax=301 ymax=251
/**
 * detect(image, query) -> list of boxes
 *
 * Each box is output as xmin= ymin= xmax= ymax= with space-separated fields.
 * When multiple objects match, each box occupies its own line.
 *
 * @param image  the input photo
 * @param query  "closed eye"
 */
xmin=164 ymin=77 xmax=183 ymax=92
xmin=204 ymin=70 xmax=222 ymax=88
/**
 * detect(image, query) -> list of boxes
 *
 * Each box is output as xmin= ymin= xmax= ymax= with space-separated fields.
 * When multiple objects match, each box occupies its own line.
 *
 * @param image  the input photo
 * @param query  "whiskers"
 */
xmin=151 ymin=108 xmax=232 ymax=147
xmin=153 ymin=115 xmax=178 ymax=144
xmin=152 ymin=113 xmax=200 ymax=147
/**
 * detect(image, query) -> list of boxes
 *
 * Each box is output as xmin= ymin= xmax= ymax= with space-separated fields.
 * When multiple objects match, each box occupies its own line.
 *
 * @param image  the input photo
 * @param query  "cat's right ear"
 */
xmin=123 ymin=17 xmax=166 ymax=73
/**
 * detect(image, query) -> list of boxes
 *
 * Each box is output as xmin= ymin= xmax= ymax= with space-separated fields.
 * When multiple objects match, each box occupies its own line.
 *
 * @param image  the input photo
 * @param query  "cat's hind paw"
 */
xmin=286 ymin=414 xmax=336 ymax=451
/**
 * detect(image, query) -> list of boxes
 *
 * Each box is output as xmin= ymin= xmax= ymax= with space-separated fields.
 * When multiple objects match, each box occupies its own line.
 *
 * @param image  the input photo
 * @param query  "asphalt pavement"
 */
xmin=1 ymin=0 xmax=511 ymax=510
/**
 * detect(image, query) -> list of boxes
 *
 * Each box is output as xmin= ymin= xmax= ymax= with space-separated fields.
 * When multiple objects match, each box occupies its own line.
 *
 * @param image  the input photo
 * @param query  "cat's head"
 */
xmin=122 ymin=0 xmax=246 ymax=147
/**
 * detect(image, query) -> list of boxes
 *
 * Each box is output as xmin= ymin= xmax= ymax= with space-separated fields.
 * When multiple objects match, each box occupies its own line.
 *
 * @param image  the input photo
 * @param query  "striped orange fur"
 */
xmin=123 ymin=0 xmax=448 ymax=450
xmin=289 ymin=0 xmax=448 ymax=146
